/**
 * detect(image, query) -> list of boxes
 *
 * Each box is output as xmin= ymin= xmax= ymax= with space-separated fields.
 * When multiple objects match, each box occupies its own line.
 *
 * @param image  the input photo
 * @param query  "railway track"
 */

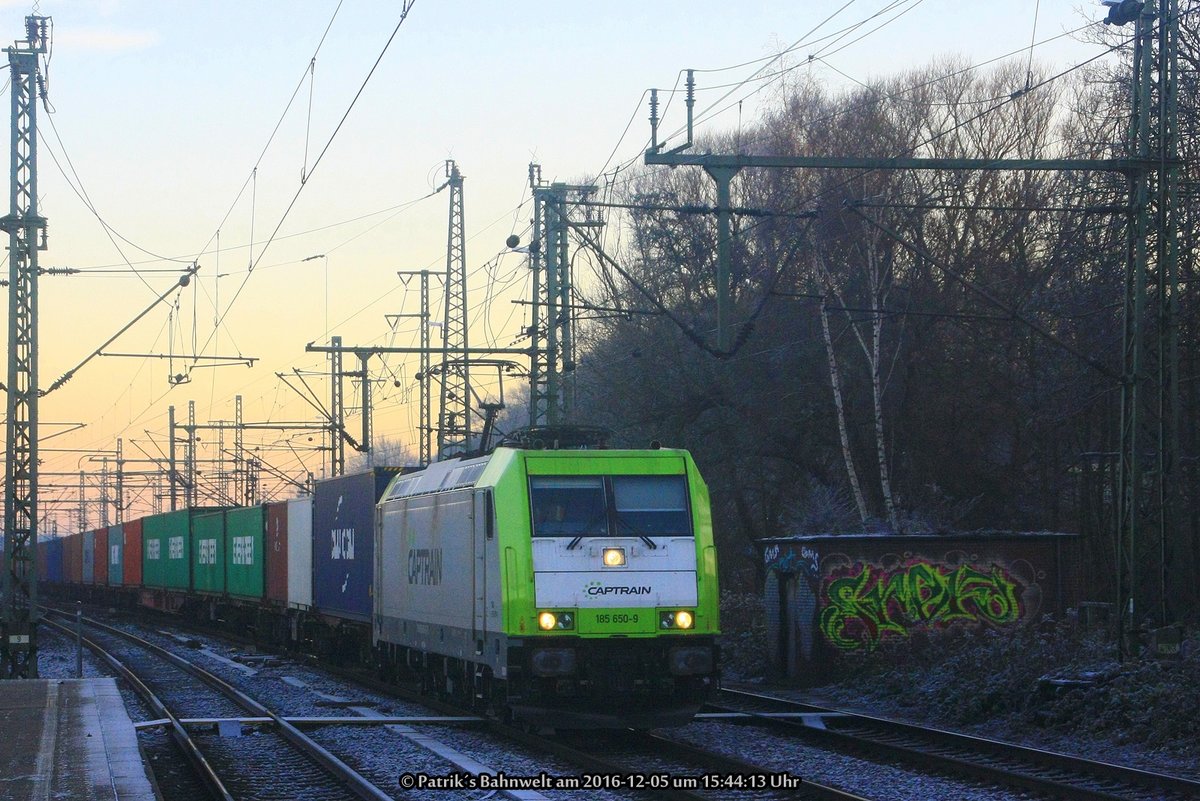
xmin=56 ymin=606 xmax=1108 ymax=801
xmin=324 ymin=655 xmax=871 ymax=800
xmin=498 ymin=721 xmax=872 ymax=801
xmin=309 ymin=644 xmax=872 ymax=800
xmin=43 ymin=609 xmax=394 ymax=801
xmin=711 ymin=687 xmax=1200 ymax=801
xmin=143 ymin=610 xmax=869 ymax=801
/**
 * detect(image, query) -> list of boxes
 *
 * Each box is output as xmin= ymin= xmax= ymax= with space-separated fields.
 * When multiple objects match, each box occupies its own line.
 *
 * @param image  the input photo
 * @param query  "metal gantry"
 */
xmin=439 ymin=160 xmax=470 ymax=457
xmin=528 ymin=166 xmax=602 ymax=427
xmin=1 ymin=15 xmax=49 ymax=678
xmin=643 ymin=6 xmax=1183 ymax=654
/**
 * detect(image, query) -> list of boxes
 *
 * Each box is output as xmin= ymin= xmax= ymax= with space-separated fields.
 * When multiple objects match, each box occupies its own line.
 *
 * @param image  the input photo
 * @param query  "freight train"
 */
xmin=39 ymin=432 xmax=721 ymax=727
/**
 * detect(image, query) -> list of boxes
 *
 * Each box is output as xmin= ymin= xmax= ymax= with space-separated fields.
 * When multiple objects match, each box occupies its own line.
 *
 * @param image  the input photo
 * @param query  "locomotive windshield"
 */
xmin=530 ymin=475 xmax=691 ymax=538
xmin=529 ymin=477 xmax=608 ymax=537
xmin=613 ymin=475 xmax=690 ymax=536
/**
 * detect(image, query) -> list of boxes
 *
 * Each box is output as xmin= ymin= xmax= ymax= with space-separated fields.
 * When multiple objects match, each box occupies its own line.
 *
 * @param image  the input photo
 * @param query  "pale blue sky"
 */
xmin=0 ymin=1 xmax=1115 ymax=523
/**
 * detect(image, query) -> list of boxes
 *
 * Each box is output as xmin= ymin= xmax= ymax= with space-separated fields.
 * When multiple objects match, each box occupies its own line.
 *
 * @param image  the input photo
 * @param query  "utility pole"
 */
xmin=186 ymin=400 xmax=197 ymax=507
xmin=528 ymin=166 xmax=602 ymax=426
xmin=2 ymin=14 xmax=50 ymax=678
xmin=527 ymin=164 xmax=543 ymax=428
xmin=234 ymin=394 xmax=245 ymax=503
xmin=329 ymin=335 xmax=345 ymax=476
xmin=115 ymin=438 xmax=125 ymax=524
xmin=246 ymin=456 xmax=260 ymax=505
xmin=352 ymin=351 xmax=371 ymax=459
xmin=394 ymin=269 xmax=440 ymax=466
xmin=216 ymin=420 xmax=227 ymax=504
xmin=1111 ymin=0 xmax=1181 ymax=657
xmin=99 ymin=458 xmax=110 ymax=527
xmin=439 ymin=160 xmax=470 ymax=457
xmin=77 ymin=471 xmax=86 ymax=533
xmin=168 ymin=404 xmax=178 ymax=510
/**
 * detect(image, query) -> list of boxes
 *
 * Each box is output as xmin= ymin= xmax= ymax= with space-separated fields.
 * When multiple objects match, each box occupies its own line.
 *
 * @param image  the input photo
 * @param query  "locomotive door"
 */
xmin=471 ymin=489 xmax=492 ymax=652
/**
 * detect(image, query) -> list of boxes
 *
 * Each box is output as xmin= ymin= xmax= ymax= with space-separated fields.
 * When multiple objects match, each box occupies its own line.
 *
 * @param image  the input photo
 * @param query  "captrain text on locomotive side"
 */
xmin=40 ymin=432 xmax=721 ymax=728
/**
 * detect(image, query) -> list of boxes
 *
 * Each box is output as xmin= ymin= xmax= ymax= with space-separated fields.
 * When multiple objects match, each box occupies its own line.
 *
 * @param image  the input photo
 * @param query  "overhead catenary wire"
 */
xmin=576 ymin=12 xmax=1147 ymax=374
xmin=189 ymin=0 xmax=346 ymax=266
xmin=194 ymin=1 xmax=418 ymax=362
xmin=50 ymin=3 xmax=1147 ymax=516
xmin=36 ymin=1 xmax=355 ymax=499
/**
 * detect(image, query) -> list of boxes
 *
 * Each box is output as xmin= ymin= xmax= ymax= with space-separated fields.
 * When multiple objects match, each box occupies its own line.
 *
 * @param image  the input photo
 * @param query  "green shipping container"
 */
xmin=107 ymin=524 xmax=124 ymax=586
xmin=192 ymin=512 xmax=226 ymax=594
xmin=225 ymin=505 xmax=265 ymax=599
xmin=142 ymin=510 xmax=192 ymax=590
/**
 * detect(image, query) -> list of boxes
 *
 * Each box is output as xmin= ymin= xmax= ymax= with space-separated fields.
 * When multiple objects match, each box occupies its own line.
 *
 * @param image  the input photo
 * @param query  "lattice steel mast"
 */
xmin=438 ymin=160 xmax=470 ymax=456
xmin=528 ymin=166 xmax=601 ymax=426
xmin=1 ymin=14 xmax=49 ymax=679
xmin=394 ymin=269 xmax=437 ymax=465
xmin=1114 ymin=0 xmax=1181 ymax=656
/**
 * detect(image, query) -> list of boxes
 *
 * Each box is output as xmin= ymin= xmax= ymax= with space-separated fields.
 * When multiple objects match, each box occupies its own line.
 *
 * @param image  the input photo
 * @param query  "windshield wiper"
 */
xmin=615 ymin=517 xmax=657 ymax=550
xmin=566 ymin=535 xmax=584 ymax=550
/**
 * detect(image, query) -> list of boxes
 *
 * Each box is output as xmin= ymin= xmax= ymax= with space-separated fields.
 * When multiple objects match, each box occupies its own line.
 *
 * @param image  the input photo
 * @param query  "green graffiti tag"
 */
xmin=819 ymin=561 xmax=1023 ymax=651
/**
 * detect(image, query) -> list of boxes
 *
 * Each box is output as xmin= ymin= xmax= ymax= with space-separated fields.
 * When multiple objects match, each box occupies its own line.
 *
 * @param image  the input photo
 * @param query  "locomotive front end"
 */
xmin=502 ymin=448 xmax=720 ymax=728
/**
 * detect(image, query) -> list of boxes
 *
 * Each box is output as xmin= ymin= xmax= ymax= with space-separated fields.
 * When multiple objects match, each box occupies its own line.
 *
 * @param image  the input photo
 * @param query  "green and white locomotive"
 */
xmin=374 ymin=431 xmax=720 ymax=727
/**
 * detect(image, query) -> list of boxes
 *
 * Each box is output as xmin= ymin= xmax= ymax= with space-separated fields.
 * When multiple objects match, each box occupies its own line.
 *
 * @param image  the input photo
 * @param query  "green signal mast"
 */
xmin=1 ymin=15 xmax=49 ymax=679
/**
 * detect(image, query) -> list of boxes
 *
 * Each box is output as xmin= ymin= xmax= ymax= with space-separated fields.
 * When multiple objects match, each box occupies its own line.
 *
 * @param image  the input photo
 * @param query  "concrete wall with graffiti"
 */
xmin=760 ymin=533 xmax=1082 ymax=682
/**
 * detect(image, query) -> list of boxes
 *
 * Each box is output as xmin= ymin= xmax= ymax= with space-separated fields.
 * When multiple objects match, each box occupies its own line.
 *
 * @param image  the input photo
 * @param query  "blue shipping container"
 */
xmin=46 ymin=537 xmax=64 ymax=583
xmin=312 ymin=467 xmax=403 ymax=621
xmin=82 ymin=530 xmax=95 ymax=584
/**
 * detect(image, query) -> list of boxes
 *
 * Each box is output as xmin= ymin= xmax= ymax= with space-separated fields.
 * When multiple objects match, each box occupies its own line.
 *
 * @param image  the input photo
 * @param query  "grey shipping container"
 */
xmin=312 ymin=468 xmax=403 ymax=621
xmin=287 ymin=496 xmax=313 ymax=609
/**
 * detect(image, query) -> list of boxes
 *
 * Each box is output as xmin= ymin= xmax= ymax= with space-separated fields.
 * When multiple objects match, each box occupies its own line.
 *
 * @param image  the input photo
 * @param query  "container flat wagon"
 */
xmin=37 ymin=432 xmax=721 ymax=729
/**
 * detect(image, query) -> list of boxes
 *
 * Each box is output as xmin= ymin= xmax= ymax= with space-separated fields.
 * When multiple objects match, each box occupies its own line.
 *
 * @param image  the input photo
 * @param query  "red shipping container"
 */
xmin=65 ymin=532 xmax=82 ymax=583
xmin=123 ymin=518 xmax=143 ymax=587
xmin=265 ymin=501 xmax=289 ymax=604
xmin=94 ymin=526 xmax=109 ymax=585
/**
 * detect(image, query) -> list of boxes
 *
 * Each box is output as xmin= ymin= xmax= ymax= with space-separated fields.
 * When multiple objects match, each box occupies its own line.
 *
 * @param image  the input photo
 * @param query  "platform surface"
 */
xmin=0 ymin=678 xmax=158 ymax=801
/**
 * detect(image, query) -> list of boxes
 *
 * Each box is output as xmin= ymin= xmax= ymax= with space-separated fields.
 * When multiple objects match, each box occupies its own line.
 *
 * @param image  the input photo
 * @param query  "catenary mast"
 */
xmin=1 ymin=15 xmax=49 ymax=679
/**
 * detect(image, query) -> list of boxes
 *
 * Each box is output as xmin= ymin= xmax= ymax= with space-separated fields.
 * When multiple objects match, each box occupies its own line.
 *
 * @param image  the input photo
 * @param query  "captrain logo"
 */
xmin=584 ymin=580 xmax=651 ymax=596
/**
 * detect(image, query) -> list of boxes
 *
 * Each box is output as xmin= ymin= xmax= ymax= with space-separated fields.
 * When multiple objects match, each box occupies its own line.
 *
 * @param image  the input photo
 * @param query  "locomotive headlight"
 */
xmin=660 ymin=610 xmax=696 ymax=629
xmin=602 ymin=547 xmax=626 ymax=567
xmin=537 ymin=610 xmax=575 ymax=631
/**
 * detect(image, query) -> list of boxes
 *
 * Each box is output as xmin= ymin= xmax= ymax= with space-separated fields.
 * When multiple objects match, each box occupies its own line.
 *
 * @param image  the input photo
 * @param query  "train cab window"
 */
xmin=530 ymin=477 xmax=608 ymax=537
xmin=613 ymin=476 xmax=691 ymax=536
